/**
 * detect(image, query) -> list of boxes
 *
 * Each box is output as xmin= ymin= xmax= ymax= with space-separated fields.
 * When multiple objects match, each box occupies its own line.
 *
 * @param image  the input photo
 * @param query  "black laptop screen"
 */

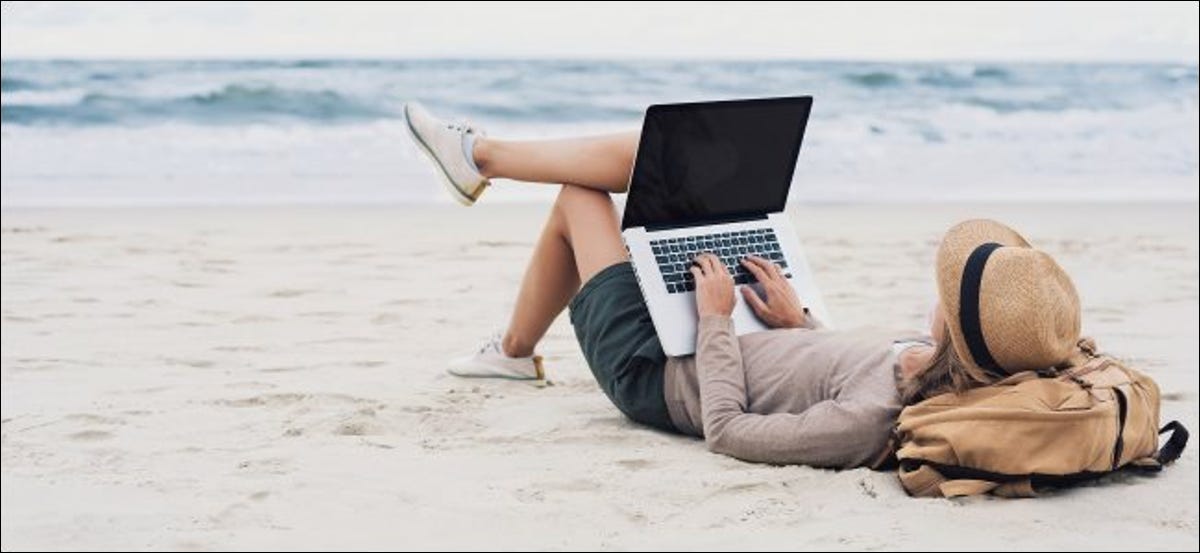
xmin=621 ymin=96 xmax=812 ymax=231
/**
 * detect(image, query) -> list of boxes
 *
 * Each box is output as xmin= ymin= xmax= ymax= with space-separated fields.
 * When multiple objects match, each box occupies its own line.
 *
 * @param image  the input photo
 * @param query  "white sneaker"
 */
xmin=447 ymin=333 xmax=545 ymax=381
xmin=403 ymin=102 xmax=489 ymax=206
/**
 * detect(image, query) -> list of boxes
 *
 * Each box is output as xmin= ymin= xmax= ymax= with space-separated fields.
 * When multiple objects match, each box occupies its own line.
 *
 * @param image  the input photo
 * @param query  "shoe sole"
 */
xmin=446 ymin=355 xmax=544 ymax=381
xmin=446 ymin=372 xmax=538 ymax=381
xmin=404 ymin=106 xmax=479 ymax=207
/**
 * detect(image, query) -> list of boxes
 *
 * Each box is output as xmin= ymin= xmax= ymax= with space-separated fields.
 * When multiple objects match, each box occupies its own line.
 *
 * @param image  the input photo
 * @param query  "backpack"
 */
xmin=893 ymin=338 xmax=1189 ymax=498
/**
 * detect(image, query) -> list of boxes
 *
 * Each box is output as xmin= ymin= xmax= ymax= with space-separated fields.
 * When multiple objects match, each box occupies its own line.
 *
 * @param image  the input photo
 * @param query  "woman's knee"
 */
xmin=552 ymin=184 xmax=626 ymax=280
xmin=554 ymin=184 xmax=612 ymax=211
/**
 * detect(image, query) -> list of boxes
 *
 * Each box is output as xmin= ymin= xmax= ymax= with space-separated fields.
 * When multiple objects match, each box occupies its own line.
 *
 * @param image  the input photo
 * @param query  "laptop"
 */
xmin=621 ymin=96 xmax=830 ymax=356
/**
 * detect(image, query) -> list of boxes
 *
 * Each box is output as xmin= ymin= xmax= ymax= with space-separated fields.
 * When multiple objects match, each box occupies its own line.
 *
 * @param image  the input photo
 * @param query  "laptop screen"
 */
xmin=621 ymin=96 xmax=812 ymax=231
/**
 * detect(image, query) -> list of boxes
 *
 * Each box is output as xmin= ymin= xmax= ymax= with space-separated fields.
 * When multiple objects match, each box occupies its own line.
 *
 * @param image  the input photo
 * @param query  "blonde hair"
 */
xmin=899 ymin=323 xmax=1004 ymax=405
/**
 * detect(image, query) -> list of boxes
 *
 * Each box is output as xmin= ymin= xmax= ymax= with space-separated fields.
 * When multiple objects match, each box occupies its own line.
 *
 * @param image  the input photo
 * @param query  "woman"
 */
xmin=403 ymin=102 xmax=1083 ymax=468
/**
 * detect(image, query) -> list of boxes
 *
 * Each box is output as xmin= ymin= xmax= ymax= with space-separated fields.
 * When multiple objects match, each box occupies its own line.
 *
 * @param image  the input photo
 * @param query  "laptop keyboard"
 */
xmin=650 ymin=228 xmax=789 ymax=294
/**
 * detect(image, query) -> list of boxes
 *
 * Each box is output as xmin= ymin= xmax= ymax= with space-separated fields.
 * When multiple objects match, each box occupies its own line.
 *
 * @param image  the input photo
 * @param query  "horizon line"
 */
xmin=3 ymin=55 xmax=1198 ymax=65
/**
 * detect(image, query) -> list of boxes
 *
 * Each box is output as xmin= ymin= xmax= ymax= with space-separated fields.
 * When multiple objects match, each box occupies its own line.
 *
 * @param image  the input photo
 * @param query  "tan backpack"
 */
xmin=894 ymin=338 xmax=1189 ymax=498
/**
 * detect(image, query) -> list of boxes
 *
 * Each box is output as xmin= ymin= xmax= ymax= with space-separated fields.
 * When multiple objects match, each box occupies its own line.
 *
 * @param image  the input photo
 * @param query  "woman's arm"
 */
xmin=690 ymin=253 xmax=882 ymax=468
xmin=695 ymin=315 xmax=883 ymax=468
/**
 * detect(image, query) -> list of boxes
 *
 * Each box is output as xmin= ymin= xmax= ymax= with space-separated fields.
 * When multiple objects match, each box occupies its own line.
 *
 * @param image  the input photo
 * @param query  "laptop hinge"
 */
xmin=644 ymin=212 xmax=769 ymax=233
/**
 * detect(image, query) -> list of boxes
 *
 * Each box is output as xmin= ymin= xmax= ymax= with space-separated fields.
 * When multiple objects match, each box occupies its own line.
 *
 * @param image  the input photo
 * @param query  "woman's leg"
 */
xmin=475 ymin=132 xmax=639 ymax=193
xmin=502 ymin=185 xmax=627 ymax=357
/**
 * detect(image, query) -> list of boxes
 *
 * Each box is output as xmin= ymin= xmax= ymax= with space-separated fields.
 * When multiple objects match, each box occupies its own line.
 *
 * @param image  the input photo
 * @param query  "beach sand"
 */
xmin=2 ymin=202 xmax=1197 ymax=550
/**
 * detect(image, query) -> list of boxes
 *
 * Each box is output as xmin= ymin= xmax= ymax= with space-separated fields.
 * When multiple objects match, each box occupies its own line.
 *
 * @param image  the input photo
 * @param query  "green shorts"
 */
xmin=568 ymin=262 xmax=677 ymax=433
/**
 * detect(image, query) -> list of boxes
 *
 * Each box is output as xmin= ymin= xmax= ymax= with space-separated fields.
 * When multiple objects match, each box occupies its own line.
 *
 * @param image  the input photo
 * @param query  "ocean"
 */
xmin=1 ymin=59 xmax=1197 ymax=206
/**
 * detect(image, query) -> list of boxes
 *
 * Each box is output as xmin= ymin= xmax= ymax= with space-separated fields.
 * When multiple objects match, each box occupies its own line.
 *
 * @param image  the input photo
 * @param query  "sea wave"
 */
xmin=2 ymin=59 xmax=1196 ymax=205
xmin=1 ymin=76 xmax=40 ymax=91
xmin=3 ymin=59 xmax=1195 ymax=127
xmin=843 ymin=70 xmax=902 ymax=88
xmin=2 ymin=83 xmax=389 ymax=125
xmin=960 ymin=95 xmax=1073 ymax=113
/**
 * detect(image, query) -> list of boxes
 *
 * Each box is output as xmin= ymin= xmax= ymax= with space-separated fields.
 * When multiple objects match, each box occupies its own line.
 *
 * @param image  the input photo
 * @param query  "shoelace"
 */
xmin=477 ymin=332 xmax=504 ymax=355
xmin=445 ymin=119 xmax=475 ymax=135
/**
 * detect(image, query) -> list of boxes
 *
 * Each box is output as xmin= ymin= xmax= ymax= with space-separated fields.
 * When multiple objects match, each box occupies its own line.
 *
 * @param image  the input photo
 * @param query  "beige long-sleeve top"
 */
xmin=664 ymin=316 xmax=912 ymax=468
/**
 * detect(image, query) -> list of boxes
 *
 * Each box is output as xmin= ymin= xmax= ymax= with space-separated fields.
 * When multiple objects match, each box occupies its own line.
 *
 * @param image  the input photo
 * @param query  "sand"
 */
xmin=2 ymin=202 xmax=1197 ymax=551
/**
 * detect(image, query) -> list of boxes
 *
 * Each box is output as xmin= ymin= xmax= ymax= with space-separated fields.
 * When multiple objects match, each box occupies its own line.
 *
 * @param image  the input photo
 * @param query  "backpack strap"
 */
xmin=1157 ymin=421 xmax=1189 ymax=465
xmin=992 ymin=479 xmax=1036 ymax=498
xmin=898 ymin=464 xmax=1037 ymax=498
xmin=936 ymin=477 xmax=1036 ymax=498
xmin=898 ymin=464 xmax=947 ymax=497
xmin=938 ymin=479 xmax=998 ymax=497
xmin=1127 ymin=421 xmax=1189 ymax=473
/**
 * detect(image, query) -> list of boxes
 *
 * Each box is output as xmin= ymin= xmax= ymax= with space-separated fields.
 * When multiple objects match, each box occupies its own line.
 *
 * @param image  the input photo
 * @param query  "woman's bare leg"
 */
xmin=502 ymin=185 xmax=627 ymax=357
xmin=474 ymin=132 xmax=639 ymax=193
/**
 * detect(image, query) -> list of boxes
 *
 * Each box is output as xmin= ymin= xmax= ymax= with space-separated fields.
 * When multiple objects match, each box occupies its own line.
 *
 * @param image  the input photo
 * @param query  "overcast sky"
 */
xmin=2 ymin=1 xmax=1197 ymax=62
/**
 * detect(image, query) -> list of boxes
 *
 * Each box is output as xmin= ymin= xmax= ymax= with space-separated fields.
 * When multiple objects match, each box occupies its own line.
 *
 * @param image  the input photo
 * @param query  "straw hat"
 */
xmin=936 ymin=219 xmax=1081 ymax=375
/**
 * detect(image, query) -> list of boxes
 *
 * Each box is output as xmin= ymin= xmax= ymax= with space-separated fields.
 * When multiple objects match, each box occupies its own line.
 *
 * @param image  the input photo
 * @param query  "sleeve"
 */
xmin=695 ymin=315 xmax=884 ymax=468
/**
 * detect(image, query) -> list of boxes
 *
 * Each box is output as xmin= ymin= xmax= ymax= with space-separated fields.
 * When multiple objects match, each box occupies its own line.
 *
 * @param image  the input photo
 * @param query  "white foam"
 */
xmin=2 ymin=103 xmax=1197 ymax=206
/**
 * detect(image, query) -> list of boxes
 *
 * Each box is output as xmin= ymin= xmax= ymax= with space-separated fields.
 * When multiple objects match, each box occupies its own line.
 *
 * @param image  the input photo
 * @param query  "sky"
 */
xmin=1 ymin=1 xmax=1197 ymax=62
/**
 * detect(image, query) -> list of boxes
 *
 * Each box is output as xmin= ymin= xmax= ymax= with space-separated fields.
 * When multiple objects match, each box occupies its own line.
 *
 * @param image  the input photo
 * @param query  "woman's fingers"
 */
xmin=741 ymin=257 xmax=771 ymax=282
xmin=741 ymin=285 xmax=769 ymax=315
xmin=747 ymin=255 xmax=782 ymax=280
xmin=698 ymin=253 xmax=788 ymax=283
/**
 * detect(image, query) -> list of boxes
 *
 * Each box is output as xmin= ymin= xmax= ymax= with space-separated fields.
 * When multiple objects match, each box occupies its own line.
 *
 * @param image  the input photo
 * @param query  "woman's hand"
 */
xmin=690 ymin=253 xmax=735 ymax=317
xmin=740 ymin=255 xmax=807 ymax=328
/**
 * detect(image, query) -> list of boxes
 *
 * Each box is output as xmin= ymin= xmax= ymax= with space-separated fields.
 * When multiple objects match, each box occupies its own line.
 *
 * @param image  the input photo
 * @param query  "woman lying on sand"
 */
xmin=402 ymin=102 xmax=1083 ymax=468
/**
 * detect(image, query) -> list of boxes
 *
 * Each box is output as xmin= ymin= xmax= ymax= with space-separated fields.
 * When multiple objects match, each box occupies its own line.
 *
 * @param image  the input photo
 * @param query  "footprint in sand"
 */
xmin=513 ymin=487 xmax=547 ymax=503
xmin=258 ymin=365 xmax=309 ymax=374
xmin=370 ymin=313 xmax=403 ymax=325
xmin=68 ymin=429 xmax=113 ymax=441
xmin=282 ymin=406 xmax=386 ymax=438
xmin=218 ymin=393 xmax=310 ymax=408
xmin=232 ymin=314 xmax=279 ymax=324
xmin=218 ymin=392 xmax=373 ymax=408
xmin=65 ymin=413 xmax=124 ymax=425
xmin=163 ymin=357 xmax=216 ymax=369
xmin=615 ymin=458 xmax=658 ymax=471
xmin=297 ymin=311 xmax=348 ymax=320
xmin=332 ymin=420 xmax=375 ymax=436
xmin=2 ymin=226 xmax=48 ymax=234
xmin=236 ymin=457 xmax=290 ymax=475
xmin=213 ymin=344 xmax=267 ymax=353
xmin=351 ymin=360 xmax=387 ymax=368
xmin=59 ymin=412 xmax=127 ymax=442
xmin=331 ymin=405 xmax=390 ymax=436
xmin=224 ymin=381 xmax=278 ymax=391
xmin=300 ymin=336 xmax=380 ymax=345
xmin=268 ymin=288 xmax=318 ymax=298
xmin=857 ymin=477 xmax=879 ymax=498
xmin=381 ymin=298 xmax=426 ymax=307
xmin=51 ymin=234 xmax=103 ymax=243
